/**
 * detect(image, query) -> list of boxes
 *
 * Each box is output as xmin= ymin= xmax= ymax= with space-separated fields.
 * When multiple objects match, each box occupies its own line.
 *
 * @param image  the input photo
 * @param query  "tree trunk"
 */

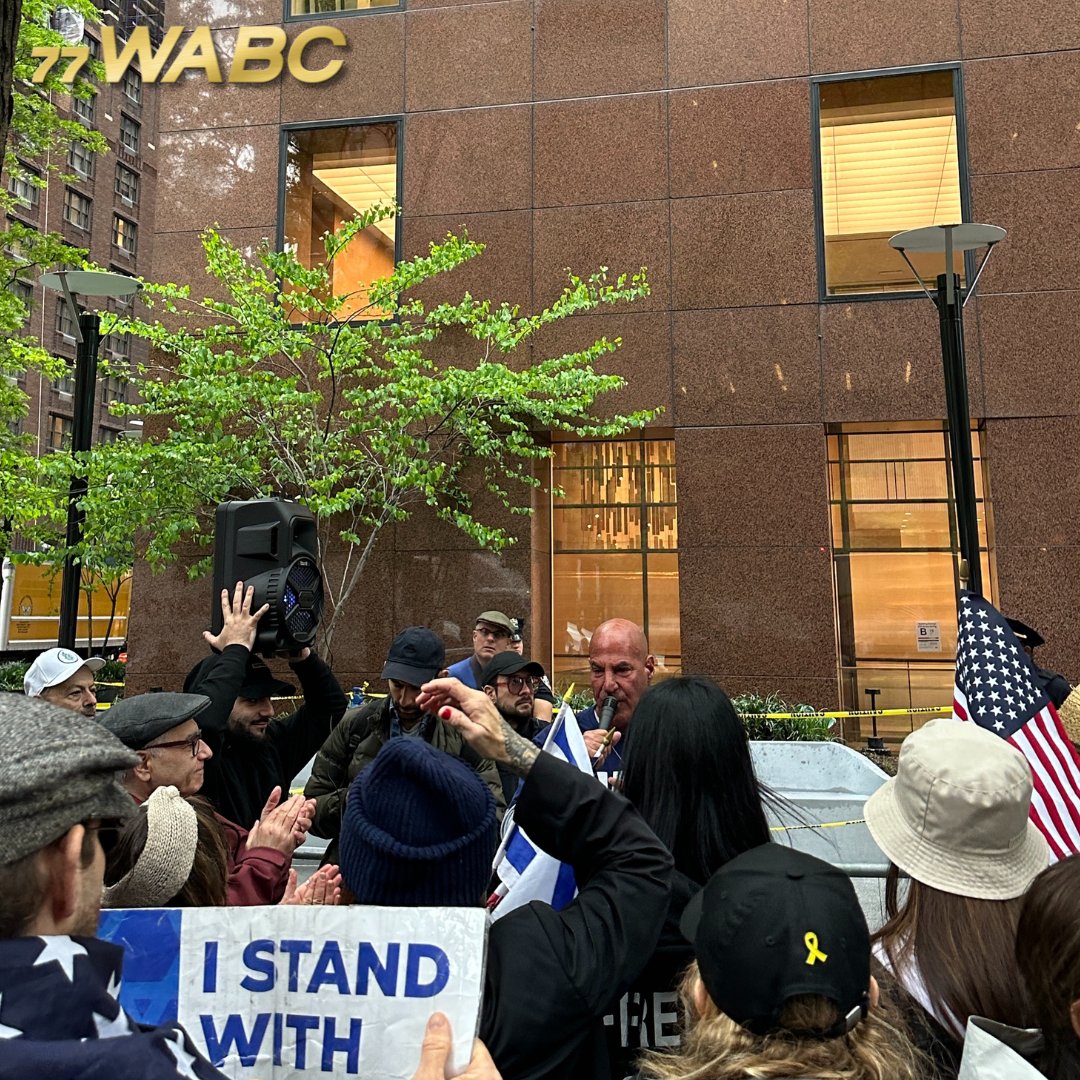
xmin=0 ymin=0 xmax=22 ymax=162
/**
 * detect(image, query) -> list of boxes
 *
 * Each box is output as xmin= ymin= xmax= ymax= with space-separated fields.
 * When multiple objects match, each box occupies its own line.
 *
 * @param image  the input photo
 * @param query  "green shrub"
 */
xmin=732 ymin=691 xmax=836 ymax=742
xmin=0 ymin=661 xmax=29 ymax=693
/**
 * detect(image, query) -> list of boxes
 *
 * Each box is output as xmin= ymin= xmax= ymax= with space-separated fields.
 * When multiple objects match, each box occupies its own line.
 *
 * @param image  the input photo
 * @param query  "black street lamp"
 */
xmin=38 ymin=270 xmax=141 ymax=650
xmin=888 ymin=224 xmax=1005 ymax=598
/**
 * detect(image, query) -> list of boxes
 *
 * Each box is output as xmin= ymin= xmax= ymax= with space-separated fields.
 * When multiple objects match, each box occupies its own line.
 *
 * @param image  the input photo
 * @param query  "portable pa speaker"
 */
xmin=211 ymin=499 xmax=324 ymax=656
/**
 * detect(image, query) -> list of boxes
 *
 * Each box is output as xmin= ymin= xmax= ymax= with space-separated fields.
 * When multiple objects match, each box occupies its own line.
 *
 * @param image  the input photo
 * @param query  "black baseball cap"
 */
xmin=480 ymin=651 xmax=545 ymax=688
xmin=238 ymin=656 xmax=295 ymax=700
xmin=1006 ymin=618 xmax=1045 ymax=648
xmin=680 ymin=844 xmax=871 ymax=1038
xmin=381 ymin=627 xmax=445 ymax=687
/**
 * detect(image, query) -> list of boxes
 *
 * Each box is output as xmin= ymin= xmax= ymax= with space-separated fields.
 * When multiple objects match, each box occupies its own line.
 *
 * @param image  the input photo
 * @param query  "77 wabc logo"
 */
xmin=33 ymin=24 xmax=346 ymax=85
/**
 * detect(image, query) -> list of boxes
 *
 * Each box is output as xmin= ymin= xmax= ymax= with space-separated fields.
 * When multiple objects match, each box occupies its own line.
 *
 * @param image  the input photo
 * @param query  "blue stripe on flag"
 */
xmin=552 ymin=719 xmax=575 ymax=762
xmin=505 ymin=829 xmax=536 ymax=874
xmin=552 ymin=860 xmax=577 ymax=910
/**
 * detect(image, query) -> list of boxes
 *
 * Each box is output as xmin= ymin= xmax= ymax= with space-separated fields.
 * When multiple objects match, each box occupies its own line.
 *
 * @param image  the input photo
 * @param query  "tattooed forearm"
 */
xmin=501 ymin=719 xmax=540 ymax=776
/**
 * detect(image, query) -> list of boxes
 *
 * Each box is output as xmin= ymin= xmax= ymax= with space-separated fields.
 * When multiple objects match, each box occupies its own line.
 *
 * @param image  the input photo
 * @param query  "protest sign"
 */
xmin=98 ymin=905 xmax=487 ymax=1078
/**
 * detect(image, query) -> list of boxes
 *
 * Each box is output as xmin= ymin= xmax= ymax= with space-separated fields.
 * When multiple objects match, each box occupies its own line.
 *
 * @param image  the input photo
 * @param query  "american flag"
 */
xmin=953 ymin=592 xmax=1080 ymax=860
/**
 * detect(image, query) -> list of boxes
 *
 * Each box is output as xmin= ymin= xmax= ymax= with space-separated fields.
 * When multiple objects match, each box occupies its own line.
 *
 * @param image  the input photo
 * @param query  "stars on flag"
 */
xmin=32 ymin=936 xmax=87 ymax=983
xmin=163 ymin=1028 xmax=202 ymax=1079
xmin=0 ymin=993 xmax=23 ymax=1039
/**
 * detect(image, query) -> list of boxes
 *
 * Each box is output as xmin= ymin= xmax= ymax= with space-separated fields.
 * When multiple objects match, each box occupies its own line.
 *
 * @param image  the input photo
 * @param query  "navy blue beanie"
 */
xmin=340 ymin=737 xmax=498 ymax=906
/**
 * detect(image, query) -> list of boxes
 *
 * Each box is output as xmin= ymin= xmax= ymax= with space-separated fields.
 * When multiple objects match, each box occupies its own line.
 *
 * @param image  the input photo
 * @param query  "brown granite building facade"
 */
xmin=129 ymin=0 xmax=1080 ymax=741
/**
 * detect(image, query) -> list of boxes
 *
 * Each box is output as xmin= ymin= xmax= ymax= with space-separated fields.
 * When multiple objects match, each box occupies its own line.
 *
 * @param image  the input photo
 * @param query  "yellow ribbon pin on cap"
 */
xmin=804 ymin=931 xmax=828 ymax=966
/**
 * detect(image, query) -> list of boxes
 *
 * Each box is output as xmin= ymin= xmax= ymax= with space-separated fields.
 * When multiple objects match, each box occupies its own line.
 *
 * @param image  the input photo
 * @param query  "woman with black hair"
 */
xmin=606 ymin=676 xmax=773 ymax=1079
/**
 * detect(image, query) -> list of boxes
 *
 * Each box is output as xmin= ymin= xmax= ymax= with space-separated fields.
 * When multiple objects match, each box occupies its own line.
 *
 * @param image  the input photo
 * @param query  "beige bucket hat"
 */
xmin=1057 ymin=686 xmax=1080 ymax=746
xmin=864 ymin=718 xmax=1048 ymax=900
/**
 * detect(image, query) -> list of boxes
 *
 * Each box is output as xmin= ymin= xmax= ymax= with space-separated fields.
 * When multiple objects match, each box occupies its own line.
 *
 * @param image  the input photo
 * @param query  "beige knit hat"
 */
xmin=102 ymin=786 xmax=198 ymax=908
xmin=864 ymin=719 xmax=1048 ymax=900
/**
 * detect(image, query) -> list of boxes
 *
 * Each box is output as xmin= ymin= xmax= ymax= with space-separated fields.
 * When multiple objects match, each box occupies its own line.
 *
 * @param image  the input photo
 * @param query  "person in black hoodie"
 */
xmin=607 ymin=676 xmax=773 ymax=1079
xmin=183 ymin=582 xmax=348 ymax=828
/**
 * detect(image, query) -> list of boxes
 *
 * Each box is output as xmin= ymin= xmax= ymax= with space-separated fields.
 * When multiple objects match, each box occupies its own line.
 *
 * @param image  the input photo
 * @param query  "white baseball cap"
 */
xmin=24 ymin=648 xmax=105 ymax=698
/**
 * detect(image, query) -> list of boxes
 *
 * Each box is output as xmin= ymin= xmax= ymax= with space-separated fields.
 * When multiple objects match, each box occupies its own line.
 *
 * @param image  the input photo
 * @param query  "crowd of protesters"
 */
xmin=2 ymin=588 xmax=1079 ymax=1080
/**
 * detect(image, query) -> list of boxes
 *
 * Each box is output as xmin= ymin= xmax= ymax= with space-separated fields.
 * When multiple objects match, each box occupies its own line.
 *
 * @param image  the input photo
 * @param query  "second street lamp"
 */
xmin=38 ymin=269 xmax=141 ymax=650
xmin=888 ymin=224 xmax=1005 ymax=599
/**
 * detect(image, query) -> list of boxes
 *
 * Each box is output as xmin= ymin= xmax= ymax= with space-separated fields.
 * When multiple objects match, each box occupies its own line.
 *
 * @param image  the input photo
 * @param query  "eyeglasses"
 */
xmin=474 ymin=625 xmax=510 ymax=640
xmin=145 ymin=730 xmax=204 ymax=757
xmin=501 ymin=674 xmax=541 ymax=694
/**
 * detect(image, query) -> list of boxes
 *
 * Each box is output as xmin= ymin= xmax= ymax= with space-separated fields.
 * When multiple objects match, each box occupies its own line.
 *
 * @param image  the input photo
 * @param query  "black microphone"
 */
xmin=597 ymin=695 xmax=618 ymax=732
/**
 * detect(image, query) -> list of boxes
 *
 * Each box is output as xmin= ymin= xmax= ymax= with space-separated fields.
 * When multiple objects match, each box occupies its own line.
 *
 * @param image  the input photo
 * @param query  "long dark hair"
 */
xmin=873 ymin=866 xmax=1033 ymax=1040
xmin=1016 ymin=857 xmax=1080 ymax=1079
xmin=620 ymin=676 xmax=771 ymax=884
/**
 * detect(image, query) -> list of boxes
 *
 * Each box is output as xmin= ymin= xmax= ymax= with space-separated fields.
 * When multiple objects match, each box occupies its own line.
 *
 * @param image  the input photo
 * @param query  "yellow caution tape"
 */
xmin=739 ymin=706 xmax=951 ymax=721
xmin=770 ymin=818 xmax=867 ymax=833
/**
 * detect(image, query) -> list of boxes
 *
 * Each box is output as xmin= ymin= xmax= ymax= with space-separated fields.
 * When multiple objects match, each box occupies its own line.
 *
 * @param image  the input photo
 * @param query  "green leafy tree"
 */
xmin=1 ymin=0 xmax=106 ymax=549
xmin=90 ymin=208 xmax=658 ymax=651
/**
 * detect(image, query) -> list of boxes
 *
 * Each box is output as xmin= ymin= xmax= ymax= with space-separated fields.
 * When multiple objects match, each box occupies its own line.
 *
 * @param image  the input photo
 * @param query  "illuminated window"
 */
xmin=828 ymin=425 xmax=993 ymax=736
xmin=551 ymin=439 xmax=680 ymax=686
xmin=48 ymin=414 xmax=73 ymax=451
xmin=112 ymin=215 xmax=137 ymax=256
xmin=289 ymin=0 xmax=399 ymax=17
xmin=282 ymin=121 xmax=398 ymax=321
xmin=63 ymin=188 xmax=92 ymax=231
xmin=816 ymin=69 xmax=966 ymax=297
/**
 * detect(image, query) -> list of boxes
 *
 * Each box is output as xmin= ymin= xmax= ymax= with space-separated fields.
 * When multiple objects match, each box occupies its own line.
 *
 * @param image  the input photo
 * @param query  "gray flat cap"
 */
xmin=100 ymin=692 xmax=211 ymax=750
xmin=0 ymin=694 xmax=138 ymax=865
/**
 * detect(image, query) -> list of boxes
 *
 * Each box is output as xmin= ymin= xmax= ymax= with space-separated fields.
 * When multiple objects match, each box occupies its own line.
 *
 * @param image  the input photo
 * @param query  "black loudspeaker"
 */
xmin=211 ymin=499 xmax=324 ymax=656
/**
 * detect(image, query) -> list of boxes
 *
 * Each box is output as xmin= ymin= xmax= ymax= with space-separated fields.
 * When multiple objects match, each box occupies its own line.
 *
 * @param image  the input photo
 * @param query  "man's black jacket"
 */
xmin=190 ymin=644 xmax=347 ymax=826
xmin=482 ymin=752 xmax=672 ymax=1080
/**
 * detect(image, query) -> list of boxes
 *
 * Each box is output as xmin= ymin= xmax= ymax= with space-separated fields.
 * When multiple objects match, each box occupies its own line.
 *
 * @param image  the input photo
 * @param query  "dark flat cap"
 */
xmin=0 ymin=694 xmax=138 ymax=865
xmin=100 ymin=692 xmax=211 ymax=750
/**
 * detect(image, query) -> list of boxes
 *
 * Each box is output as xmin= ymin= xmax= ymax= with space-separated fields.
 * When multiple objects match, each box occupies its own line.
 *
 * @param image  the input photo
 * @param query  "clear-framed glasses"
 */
xmin=502 ymin=674 xmax=541 ymax=695
xmin=146 ymin=729 xmax=204 ymax=757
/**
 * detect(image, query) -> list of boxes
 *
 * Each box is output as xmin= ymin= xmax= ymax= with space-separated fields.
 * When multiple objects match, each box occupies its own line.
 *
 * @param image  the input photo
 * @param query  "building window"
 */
xmin=827 ymin=425 xmax=993 ymax=734
xmin=289 ymin=0 xmax=399 ymax=17
xmin=114 ymin=164 xmax=139 ymax=206
xmin=815 ymin=69 xmax=966 ymax=297
xmin=54 ymin=363 xmax=76 ymax=395
xmin=119 ymin=115 xmax=140 ymax=155
xmin=104 ymin=331 xmax=131 ymax=360
xmin=82 ymin=32 xmax=101 ymax=60
xmin=281 ymin=120 xmax=399 ymax=321
xmin=55 ymin=299 xmax=76 ymax=340
xmin=72 ymin=90 xmax=95 ymax=126
xmin=551 ymin=438 xmax=680 ymax=687
xmin=63 ymin=187 xmax=92 ymax=231
xmin=99 ymin=427 xmax=120 ymax=444
xmin=121 ymin=66 xmax=141 ymax=104
xmin=68 ymin=139 xmax=95 ymax=180
xmin=112 ymin=215 xmax=137 ymax=256
xmin=48 ymin=414 xmax=73 ymax=451
xmin=6 ymin=165 xmax=40 ymax=211
xmin=12 ymin=279 xmax=32 ymax=325
xmin=100 ymin=374 xmax=127 ymax=405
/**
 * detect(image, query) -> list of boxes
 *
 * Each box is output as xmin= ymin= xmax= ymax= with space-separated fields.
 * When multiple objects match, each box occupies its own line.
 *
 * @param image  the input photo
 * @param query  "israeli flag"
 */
xmin=490 ymin=697 xmax=597 ymax=922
